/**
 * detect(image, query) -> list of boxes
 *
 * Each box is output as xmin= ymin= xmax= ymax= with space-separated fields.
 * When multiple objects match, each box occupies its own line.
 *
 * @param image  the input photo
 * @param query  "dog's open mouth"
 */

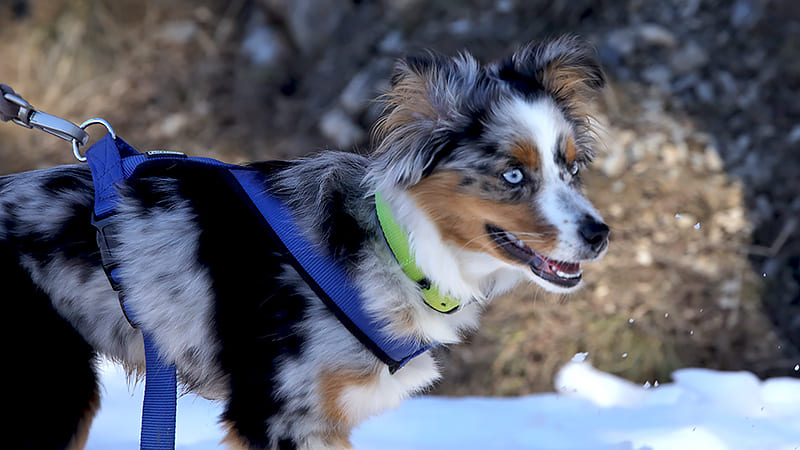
xmin=486 ymin=224 xmax=582 ymax=288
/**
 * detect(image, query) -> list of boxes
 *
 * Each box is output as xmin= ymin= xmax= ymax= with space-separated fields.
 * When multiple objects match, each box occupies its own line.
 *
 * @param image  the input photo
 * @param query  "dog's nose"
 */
xmin=579 ymin=217 xmax=609 ymax=253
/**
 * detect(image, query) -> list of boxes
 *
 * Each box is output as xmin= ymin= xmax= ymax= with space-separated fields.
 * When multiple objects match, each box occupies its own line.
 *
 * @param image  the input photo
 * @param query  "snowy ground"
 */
xmin=86 ymin=355 xmax=800 ymax=450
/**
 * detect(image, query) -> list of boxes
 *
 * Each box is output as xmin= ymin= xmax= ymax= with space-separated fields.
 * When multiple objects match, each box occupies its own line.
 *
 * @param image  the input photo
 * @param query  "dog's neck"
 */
xmin=375 ymin=192 xmax=461 ymax=313
xmin=376 ymin=188 xmax=525 ymax=305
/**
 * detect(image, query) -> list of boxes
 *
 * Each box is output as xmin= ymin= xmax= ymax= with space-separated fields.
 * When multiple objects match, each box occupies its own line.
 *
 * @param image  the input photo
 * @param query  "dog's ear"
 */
xmin=497 ymin=35 xmax=605 ymax=113
xmin=369 ymin=51 xmax=483 ymax=190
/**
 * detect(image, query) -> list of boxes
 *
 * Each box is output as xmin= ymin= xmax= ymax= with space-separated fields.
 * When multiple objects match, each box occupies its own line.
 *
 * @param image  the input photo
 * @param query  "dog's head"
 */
xmin=368 ymin=36 xmax=609 ymax=296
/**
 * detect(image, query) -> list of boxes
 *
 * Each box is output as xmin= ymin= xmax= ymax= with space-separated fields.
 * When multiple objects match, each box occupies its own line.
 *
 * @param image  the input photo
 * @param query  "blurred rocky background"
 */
xmin=1 ymin=0 xmax=798 ymax=394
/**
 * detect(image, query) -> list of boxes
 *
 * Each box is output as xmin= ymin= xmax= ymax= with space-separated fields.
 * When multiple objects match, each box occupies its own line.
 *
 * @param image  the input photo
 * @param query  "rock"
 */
xmin=267 ymin=0 xmax=351 ymax=54
xmin=661 ymin=142 xmax=688 ymax=166
xmin=379 ymin=30 xmax=405 ymax=54
xmin=642 ymin=65 xmax=672 ymax=90
xmin=788 ymin=125 xmax=800 ymax=144
xmin=670 ymin=42 xmax=709 ymax=74
xmin=319 ymin=109 xmax=364 ymax=149
xmin=495 ymin=0 xmax=514 ymax=13
xmin=242 ymin=25 xmax=288 ymax=67
xmin=672 ymin=73 xmax=701 ymax=93
xmin=636 ymin=246 xmax=653 ymax=266
xmin=339 ymin=60 xmax=391 ymax=114
xmin=704 ymin=146 xmax=725 ymax=172
xmin=678 ymin=0 xmax=701 ymax=18
xmin=731 ymin=0 xmax=764 ymax=30
xmin=599 ymin=129 xmax=634 ymax=177
xmin=694 ymin=81 xmax=714 ymax=103
xmin=156 ymin=20 xmax=197 ymax=44
xmin=596 ymin=43 xmax=623 ymax=68
xmin=160 ymin=113 xmax=189 ymax=137
xmin=448 ymin=19 xmax=471 ymax=35
xmin=715 ymin=71 xmax=738 ymax=95
xmin=637 ymin=23 xmax=678 ymax=49
xmin=606 ymin=29 xmax=636 ymax=56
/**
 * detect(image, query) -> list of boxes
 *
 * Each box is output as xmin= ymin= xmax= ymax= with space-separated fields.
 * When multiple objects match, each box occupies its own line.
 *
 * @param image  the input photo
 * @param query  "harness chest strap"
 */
xmin=85 ymin=134 xmax=177 ymax=450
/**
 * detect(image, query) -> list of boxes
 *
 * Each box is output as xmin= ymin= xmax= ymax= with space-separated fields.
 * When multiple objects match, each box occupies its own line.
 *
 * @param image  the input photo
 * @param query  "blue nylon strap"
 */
xmin=139 ymin=329 xmax=177 ymax=449
xmin=85 ymin=133 xmax=177 ymax=450
xmin=86 ymin=133 xmax=139 ymax=219
xmin=229 ymin=169 xmax=435 ymax=371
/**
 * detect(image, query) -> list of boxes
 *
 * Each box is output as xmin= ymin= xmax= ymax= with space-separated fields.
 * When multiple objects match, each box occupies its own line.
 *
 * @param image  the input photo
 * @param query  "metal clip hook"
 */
xmin=3 ymin=92 xmax=89 ymax=146
xmin=72 ymin=118 xmax=116 ymax=162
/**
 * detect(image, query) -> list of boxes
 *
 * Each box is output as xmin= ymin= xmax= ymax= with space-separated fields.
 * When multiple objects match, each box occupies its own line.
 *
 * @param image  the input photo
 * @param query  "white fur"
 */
xmin=337 ymin=352 xmax=439 ymax=424
xmin=501 ymin=97 xmax=606 ymax=292
xmin=114 ymin=193 xmax=229 ymax=398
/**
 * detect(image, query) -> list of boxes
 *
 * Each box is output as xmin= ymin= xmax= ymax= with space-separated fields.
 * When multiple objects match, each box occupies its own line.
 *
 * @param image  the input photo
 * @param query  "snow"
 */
xmin=86 ymin=357 xmax=800 ymax=449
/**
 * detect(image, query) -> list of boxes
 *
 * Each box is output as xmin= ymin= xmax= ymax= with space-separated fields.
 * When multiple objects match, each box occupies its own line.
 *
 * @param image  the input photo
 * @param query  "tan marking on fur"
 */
xmin=510 ymin=141 xmax=539 ymax=170
xmin=318 ymin=369 xmax=379 ymax=427
xmin=66 ymin=390 xmax=100 ymax=450
xmin=221 ymin=424 xmax=354 ymax=450
xmin=565 ymin=137 xmax=577 ymax=164
xmin=408 ymin=172 xmax=559 ymax=263
xmin=373 ymin=67 xmax=437 ymax=149
xmin=390 ymin=306 xmax=420 ymax=336
xmin=322 ymin=432 xmax=356 ymax=449
xmin=221 ymin=422 xmax=256 ymax=450
xmin=541 ymin=58 xmax=598 ymax=122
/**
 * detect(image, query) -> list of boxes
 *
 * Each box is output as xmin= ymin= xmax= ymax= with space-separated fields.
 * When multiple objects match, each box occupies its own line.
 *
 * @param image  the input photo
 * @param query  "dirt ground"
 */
xmin=1 ymin=0 xmax=798 ymax=395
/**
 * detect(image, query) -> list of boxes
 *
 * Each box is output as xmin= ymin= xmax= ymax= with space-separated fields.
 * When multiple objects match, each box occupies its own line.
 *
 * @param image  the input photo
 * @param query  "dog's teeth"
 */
xmin=556 ymin=268 xmax=583 ymax=279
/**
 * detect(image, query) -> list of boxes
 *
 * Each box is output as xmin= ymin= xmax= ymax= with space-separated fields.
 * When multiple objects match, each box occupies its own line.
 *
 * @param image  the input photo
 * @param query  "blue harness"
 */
xmin=84 ymin=133 xmax=435 ymax=449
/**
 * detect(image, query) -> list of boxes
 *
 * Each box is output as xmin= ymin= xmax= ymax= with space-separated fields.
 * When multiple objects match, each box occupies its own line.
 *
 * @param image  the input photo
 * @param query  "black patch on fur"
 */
xmin=5 ymin=168 xmax=100 ymax=268
xmin=2 ymin=241 xmax=99 ymax=449
xmin=127 ymin=161 xmax=309 ymax=448
xmin=497 ymin=56 xmax=546 ymax=99
xmin=460 ymin=175 xmax=476 ymax=187
xmin=251 ymin=160 xmax=369 ymax=266
xmin=392 ymin=52 xmax=449 ymax=87
xmin=425 ymin=106 xmax=490 ymax=177
xmin=278 ymin=438 xmax=298 ymax=450
xmin=319 ymin=189 xmax=367 ymax=260
xmin=42 ymin=167 xmax=93 ymax=192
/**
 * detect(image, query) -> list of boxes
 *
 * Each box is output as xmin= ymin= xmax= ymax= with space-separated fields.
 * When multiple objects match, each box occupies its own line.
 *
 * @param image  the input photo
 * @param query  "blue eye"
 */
xmin=502 ymin=168 xmax=524 ymax=184
xmin=569 ymin=161 xmax=580 ymax=176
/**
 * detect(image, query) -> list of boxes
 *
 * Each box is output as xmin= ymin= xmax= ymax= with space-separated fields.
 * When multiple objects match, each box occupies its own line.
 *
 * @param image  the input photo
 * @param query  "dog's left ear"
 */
xmin=497 ymin=35 xmax=605 ymax=112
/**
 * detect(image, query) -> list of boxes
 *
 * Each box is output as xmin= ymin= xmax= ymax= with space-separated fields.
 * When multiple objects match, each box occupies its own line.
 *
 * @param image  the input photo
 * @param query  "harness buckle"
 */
xmin=91 ymin=213 xmax=122 ymax=290
xmin=91 ymin=213 xmax=139 ymax=328
xmin=2 ymin=92 xmax=90 ymax=145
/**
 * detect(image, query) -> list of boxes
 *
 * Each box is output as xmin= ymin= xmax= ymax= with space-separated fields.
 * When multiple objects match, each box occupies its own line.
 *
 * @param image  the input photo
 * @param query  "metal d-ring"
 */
xmin=72 ymin=118 xmax=116 ymax=162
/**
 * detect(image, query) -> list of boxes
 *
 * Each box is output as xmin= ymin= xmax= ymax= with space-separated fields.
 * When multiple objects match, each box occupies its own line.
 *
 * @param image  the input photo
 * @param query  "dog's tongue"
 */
xmin=531 ymin=254 xmax=581 ymax=276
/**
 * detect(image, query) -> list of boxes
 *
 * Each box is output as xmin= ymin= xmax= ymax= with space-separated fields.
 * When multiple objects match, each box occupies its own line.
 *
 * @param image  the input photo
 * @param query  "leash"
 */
xmin=2 ymin=85 xmax=443 ymax=443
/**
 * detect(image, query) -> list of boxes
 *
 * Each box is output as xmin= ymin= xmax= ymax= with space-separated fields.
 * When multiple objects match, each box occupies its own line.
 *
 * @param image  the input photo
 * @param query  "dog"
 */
xmin=3 ymin=35 xmax=608 ymax=449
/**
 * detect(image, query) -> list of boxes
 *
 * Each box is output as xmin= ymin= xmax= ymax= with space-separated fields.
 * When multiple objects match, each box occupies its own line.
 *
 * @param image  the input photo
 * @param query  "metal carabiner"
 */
xmin=3 ymin=92 xmax=90 ymax=148
xmin=71 ymin=118 xmax=116 ymax=162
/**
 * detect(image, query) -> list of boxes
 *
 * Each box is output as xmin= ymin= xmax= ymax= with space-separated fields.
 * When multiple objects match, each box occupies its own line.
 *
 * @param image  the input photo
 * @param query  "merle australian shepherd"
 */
xmin=3 ymin=35 xmax=609 ymax=449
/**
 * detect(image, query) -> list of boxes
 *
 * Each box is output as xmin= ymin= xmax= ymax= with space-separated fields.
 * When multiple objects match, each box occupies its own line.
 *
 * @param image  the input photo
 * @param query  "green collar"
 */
xmin=375 ymin=192 xmax=460 ymax=313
